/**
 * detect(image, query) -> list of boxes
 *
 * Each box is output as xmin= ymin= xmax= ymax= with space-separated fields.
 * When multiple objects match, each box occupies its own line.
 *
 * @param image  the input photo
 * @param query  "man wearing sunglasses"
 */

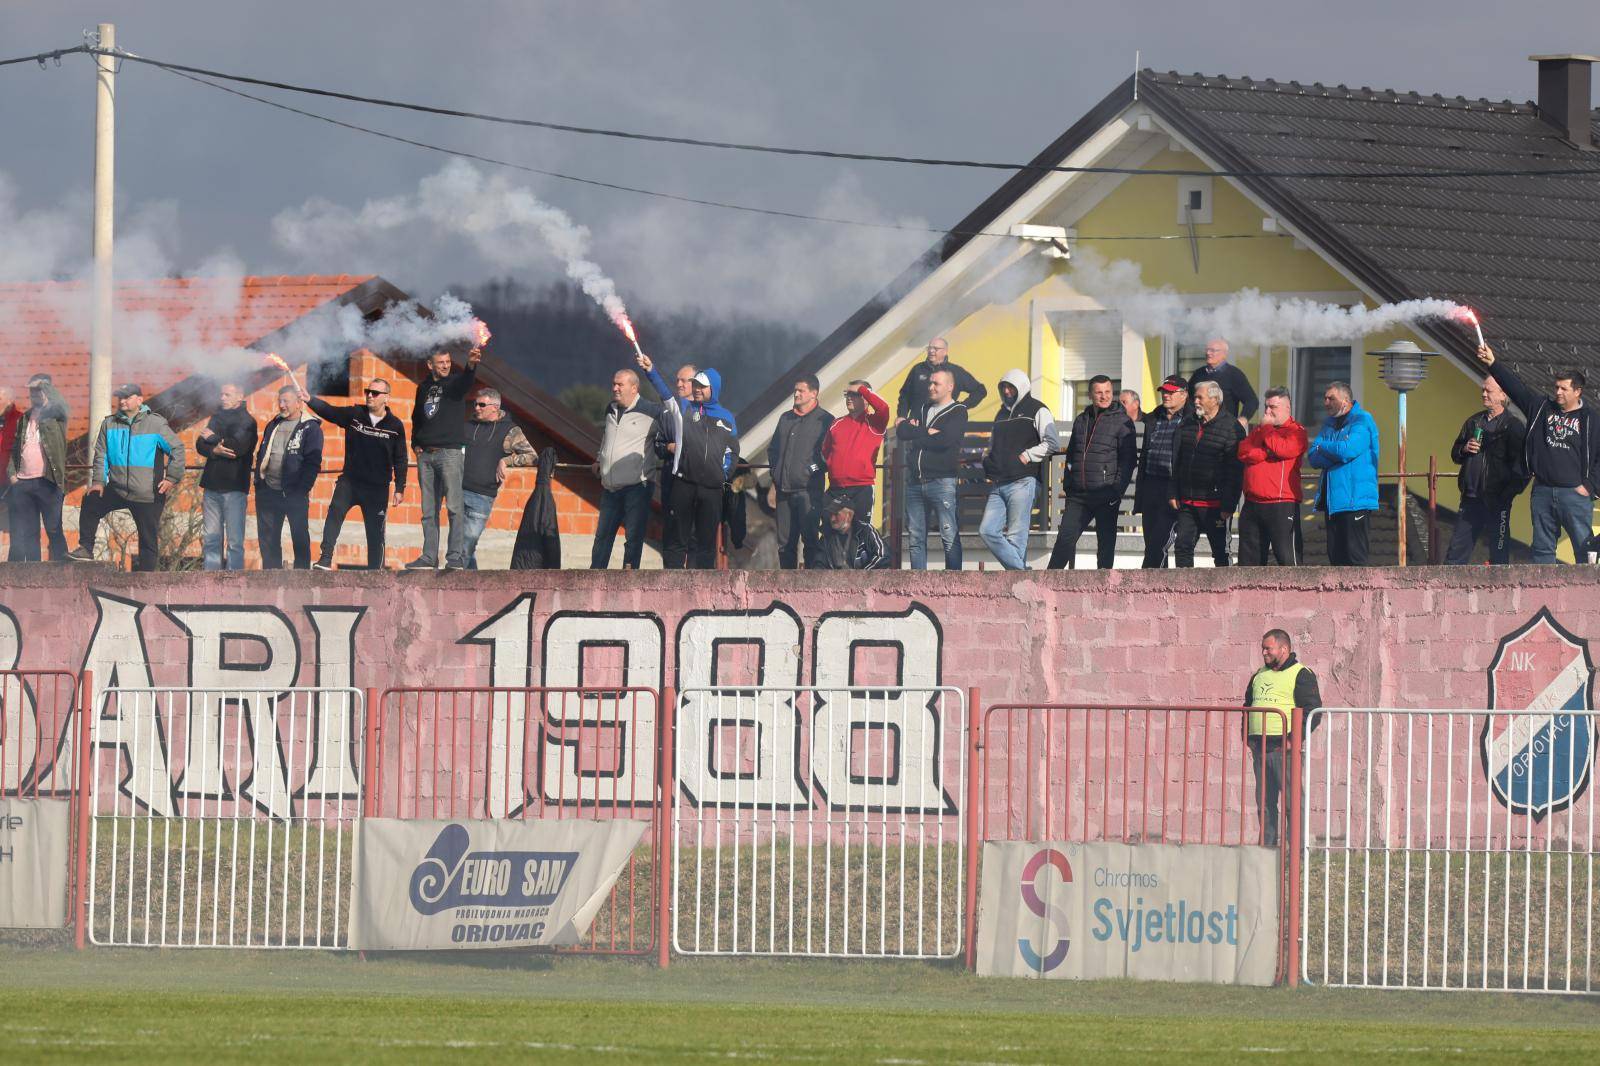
xmin=461 ymin=388 xmax=537 ymax=569
xmin=297 ymin=365 xmax=407 ymax=570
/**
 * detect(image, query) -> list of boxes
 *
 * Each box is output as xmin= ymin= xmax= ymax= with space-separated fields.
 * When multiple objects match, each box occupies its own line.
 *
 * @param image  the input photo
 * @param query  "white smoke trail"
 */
xmin=1069 ymin=250 xmax=1468 ymax=345
xmin=274 ymin=159 xmax=632 ymax=330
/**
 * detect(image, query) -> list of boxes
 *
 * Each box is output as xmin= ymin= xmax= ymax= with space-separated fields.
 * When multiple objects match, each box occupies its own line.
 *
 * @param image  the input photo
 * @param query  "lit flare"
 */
xmin=1456 ymin=307 xmax=1486 ymax=348
xmin=615 ymin=313 xmax=645 ymax=359
xmin=470 ymin=318 xmax=492 ymax=349
xmin=263 ymin=352 xmax=291 ymax=374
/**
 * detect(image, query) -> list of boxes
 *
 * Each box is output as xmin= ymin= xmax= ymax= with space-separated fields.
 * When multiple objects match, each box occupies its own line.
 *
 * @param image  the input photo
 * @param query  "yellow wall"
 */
xmin=862 ymin=144 xmax=1590 ymax=558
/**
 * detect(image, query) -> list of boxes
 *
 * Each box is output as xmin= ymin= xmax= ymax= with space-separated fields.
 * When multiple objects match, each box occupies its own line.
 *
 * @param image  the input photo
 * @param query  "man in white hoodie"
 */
xmin=979 ymin=370 xmax=1058 ymax=570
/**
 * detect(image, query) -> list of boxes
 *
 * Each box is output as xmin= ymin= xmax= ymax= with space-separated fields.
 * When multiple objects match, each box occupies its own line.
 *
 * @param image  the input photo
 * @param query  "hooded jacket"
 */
xmin=91 ymin=404 xmax=187 ymax=504
xmin=823 ymin=385 xmax=890 ymax=488
xmin=1062 ymin=401 xmax=1136 ymax=496
xmin=306 ymin=396 xmax=407 ymax=491
xmin=1489 ymin=361 xmax=1600 ymax=496
xmin=902 ymin=398 xmax=969 ymax=483
xmin=1308 ymin=400 xmax=1380 ymax=514
xmin=253 ymin=410 xmax=323 ymax=497
xmin=983 ymin=370 xmax=1058 ymax=485
xmin=9 ymin=382 xmax=69 ymax=489
xmin=1238 ymin=419 xmax=1309 ymax=505
xmin=665 ymin=368 xmax=739 ymax=488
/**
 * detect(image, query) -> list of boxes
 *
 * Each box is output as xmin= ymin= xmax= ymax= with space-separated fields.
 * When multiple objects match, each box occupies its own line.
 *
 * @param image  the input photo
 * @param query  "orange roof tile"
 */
xmin=0 ymin=275 xmax=374 ymax=438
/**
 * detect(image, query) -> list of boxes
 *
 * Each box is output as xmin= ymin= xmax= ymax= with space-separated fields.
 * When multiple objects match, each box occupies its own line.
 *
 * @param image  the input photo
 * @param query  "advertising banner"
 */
xmin=977 ymin=841 xmax=1279 ymax=985
xmin=0 ymin=799 xmax=70 ymax=929
xmin=351 ymin=817 xmax=648 ymax=951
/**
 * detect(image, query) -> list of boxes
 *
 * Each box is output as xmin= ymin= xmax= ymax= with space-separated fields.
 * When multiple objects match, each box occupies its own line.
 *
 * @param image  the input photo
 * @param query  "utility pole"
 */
xmin=89 ymin=23 xmax=115 ymax=435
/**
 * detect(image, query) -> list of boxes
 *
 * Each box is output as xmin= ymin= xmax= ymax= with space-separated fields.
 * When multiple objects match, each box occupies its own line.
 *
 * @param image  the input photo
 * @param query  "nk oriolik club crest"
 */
xmin=1483 ymin=608 xmax=1597 ymax=820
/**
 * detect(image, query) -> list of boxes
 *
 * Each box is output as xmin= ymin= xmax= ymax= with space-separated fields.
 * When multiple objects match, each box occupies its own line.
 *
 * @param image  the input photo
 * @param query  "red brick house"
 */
xmin=0 ymin=274 xmax=625 ymax=568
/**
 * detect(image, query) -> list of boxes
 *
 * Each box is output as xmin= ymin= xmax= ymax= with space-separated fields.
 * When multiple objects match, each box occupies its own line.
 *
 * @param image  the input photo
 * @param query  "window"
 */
xmin=1173 ymin=343 xmax=1207 ymax=381
xmin=1294 ymin=346 xmax=1352 ymax=430
xmin=1058 ymin=312 xmax=1122 ymax=417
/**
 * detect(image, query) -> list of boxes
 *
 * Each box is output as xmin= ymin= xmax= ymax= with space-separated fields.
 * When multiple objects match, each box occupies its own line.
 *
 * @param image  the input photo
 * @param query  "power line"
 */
xmin=0 ymin=44 xmax=87 ymax=68
xmin=80 ymin=47 xmax=1600 ymax=182
xmin=155 ymin=60 xmax=1289 ymax=243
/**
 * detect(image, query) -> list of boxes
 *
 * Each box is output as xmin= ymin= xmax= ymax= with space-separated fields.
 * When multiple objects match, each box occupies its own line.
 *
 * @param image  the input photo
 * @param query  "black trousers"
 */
xmin=1140 ymin=502 xmax=1178 ymax=568
xmin=1174 ymin=504 xmax=1230 ymax=568
xmin=664 ymin=479 xmax=721 ymax=570
xmin=257 ymin=486 xmax=311 ymax=570
xmin=775 ymin=481 xmax=824 ymax=569
xmin=1445 ymin=497 xmax=1512 ymax=564
xmin=1248 ymin=735 xmax=1287 ymax=847
xmin=1326 ymin=510 xmax=1371 ymax=566
xmin=79 ymin=486 xmax=165 ymax=571
xmin=1237 ymin=501 xmax=1299 ymax=566
xmin=1047 ymin=487 xmax=1121 ymax=569
xmin=319 ymin=477 xmax=389 ymax=568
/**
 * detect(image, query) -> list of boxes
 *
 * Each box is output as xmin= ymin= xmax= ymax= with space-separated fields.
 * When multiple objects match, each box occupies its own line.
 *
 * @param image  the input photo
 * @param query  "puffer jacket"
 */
xmin=1308 ymin=401 xmax=1380 ymax=514
xmin=1062 ymin=401 xmax=1135 ymax=496
xmin=91 ymin=405 xmax=187 ymax=504
xmin=1174 ymin=411 xmax=1245 ymax=510
xmin=598 ymin=395 xmax=662 ymax=490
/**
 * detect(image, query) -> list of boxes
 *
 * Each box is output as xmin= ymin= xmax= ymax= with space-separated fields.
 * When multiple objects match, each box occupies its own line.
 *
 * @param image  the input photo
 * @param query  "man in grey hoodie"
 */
xmin=591 ymin=369 xmax=662 ymax=569
xmin=69 ymin=383 xmax=186 ymax=571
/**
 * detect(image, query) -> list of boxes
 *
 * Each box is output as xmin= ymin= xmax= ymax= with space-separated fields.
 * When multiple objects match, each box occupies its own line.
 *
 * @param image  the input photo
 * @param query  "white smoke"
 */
xmin=274 ymin=159 xmax=632 ymax=329
xmin=1070 ymin=250 xmax=1467 ymax=345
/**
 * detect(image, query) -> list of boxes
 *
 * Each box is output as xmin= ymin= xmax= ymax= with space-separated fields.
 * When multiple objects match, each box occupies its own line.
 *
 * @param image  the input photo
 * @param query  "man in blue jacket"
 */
xmin=68 ymin=383 xmax=187 ymax=571
xmin=1307 ymin=381 xmax=1379 ymax=566
xmin=253 ymin=385 xmax=324 ymax=570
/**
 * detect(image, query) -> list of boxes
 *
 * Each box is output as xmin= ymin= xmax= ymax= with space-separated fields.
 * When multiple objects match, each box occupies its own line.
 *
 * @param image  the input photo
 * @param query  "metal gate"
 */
xmin=1303 ymin=708 xmax=1600 ymax=993
xmin=371 ymin=686 xmax=663 ymax=955
xmin=671 ymin=685 xmax=967 ymax=958
xmin=86 ymin=686 xmax=364 ymax=948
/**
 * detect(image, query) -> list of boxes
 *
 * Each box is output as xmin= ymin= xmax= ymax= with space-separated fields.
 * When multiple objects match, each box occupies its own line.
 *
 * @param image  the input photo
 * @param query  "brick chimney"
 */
xmin=1529 ymin=54 xmax=1598 ymax=147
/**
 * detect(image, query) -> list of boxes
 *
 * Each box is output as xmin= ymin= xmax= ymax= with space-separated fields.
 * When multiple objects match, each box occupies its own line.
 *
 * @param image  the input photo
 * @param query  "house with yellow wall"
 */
xmin=738 ymin=56 xmax=1600 ymax=566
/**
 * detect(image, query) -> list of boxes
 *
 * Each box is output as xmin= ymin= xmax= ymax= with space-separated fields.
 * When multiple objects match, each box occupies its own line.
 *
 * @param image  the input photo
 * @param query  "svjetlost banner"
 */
xmin=0 ymin=799 xmax=70 ymax=929
xmin=351 ymin=817 xmax=648 ymax=951
xmin=977 ymin=841 xmax=1279 ymax=986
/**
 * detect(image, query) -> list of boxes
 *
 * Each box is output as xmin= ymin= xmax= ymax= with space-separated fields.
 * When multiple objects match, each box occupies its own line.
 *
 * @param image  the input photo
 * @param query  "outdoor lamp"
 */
xmin=1366 ymin=339 xmax=1440 ymax=565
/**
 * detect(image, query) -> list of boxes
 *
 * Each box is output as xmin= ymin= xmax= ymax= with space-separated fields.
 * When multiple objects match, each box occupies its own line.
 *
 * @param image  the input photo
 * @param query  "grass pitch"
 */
xmin=3 ymin=947 xmax=1599 ymax=1064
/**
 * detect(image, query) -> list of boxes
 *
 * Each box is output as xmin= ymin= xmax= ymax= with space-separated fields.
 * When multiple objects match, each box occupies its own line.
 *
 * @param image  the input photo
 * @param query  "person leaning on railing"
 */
xmin=1476 ymin=344 xmax=1599 ymax=564
xmin=1244 ymin=628 xmax=1322 ymax=848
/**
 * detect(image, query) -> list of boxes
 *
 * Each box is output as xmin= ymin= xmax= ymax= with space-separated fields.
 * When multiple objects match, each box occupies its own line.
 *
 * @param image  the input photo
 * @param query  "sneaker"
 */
xmin=65 ymin=547 xmax=97 ymax=563
xmin=443 ymin=562 xmax=466 ymax=572
xmin=312 ymin=560 xmax=336 ymax=571
xmin=403 ymin=557 xmax=437 ymax=571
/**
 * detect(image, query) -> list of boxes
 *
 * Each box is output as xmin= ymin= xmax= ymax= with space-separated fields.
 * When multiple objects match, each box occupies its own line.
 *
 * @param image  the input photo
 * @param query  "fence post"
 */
xmin=362 ymin=687 xmax=381 ymax=819
xmin=1427 ymin=455 xmax=1439 ymax=565
xmin=657 ymin=686 xmax=675 ymax=969
xmin=1284 ymin=705 xmax=1303 ymax=989
xmin=72 ymin=669 xmax=94 ymax=951
xmin=964 ymin=686 xmax=982 ymax=971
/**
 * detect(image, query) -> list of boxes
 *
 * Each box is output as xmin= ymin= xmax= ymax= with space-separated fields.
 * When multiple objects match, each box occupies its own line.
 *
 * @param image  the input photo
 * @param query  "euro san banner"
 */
xmin=350 ymin=817 xmax=648 ymax=950
xmin=0 ymin=799 xmax=70 ymax=929
xmin=977 ymin=841 xmax=1279 ymax=985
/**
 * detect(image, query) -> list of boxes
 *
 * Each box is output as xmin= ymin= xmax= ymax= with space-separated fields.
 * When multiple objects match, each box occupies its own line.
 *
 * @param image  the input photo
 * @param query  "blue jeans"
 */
xmin=1530 ymin=484 xmax=1594 ymax=564
xmin=980 ymin=478 xmax=1036 ymax=570
xmin=460 ymin=489 xmax=496 ymax=570
xmin=591 ymin=481 xmax=653 ymax=569
xmin=416 ymin=447 xmax=466 ymax=567
xmin=202 ymin=490 xmax=248 ymax=571
xmin=906 ymin=477 xmax=961 ymax=570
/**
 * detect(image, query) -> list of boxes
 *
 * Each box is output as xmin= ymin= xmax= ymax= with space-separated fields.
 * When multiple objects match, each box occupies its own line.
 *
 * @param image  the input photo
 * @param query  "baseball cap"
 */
xmin=822 ymin=491 xmax=857 ymax=517
xmin=692 ymin=372 xmax=712 ymax=388
xmin=1158 ymin=374 xmax=1187 ymax=394
xmin=113 ymin=383 xmax=144 ymax=399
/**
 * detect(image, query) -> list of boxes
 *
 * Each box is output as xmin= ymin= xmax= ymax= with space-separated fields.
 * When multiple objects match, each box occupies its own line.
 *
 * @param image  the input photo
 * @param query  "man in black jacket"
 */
xmin=407 ymin=345 xmax=482 ymax=571
xmin=1134 ymin=375 xmax=1187 ymax=567
xmin=766 ymin=373 xmax=834 ymax=569
xmin=300 ymin=374 xmax=407 ymax=571
xmin=1445 ymin=376 xmax=1527 ymax=565
xmin=1170 ymin=380 xmax=1244 ymax=567
xmin=1047 ymin=375 xmax=1135 ymax=569
xmin=980 ymin=370 xmax=1057 ymax=570
xmin=900 ymin=368 xmax=969 ymax=570
xmin=808 ymin=490 xmax=885 ymax=570
xmin=895 ymin=337 xmax=987 ymax=418
xmin=1187 ymin=338 xmax=1258 ymax=427
xmin=663 ymin=368 xmax=738 ymax=570
xmin=196 ymin=382 xmax=259 ymax=571
xmin=1477 ymin=345 xmax=1599 ymax=563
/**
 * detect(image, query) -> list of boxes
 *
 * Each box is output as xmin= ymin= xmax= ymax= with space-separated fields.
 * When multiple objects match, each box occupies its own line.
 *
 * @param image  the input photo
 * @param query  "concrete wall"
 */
xmin=2 ymin=565 xmax=1593 ymax=842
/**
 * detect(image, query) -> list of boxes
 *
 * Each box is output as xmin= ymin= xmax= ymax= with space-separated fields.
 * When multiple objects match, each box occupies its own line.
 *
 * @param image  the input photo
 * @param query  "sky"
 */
xmin=1 ymin=0 xmax=1597 ymax=333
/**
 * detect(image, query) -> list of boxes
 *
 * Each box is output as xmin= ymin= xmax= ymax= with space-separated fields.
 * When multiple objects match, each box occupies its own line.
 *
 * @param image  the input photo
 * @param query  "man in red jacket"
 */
xmin=822 ymin=380 xmax=890 ymax=522
xmin=1236 ymin=386 xmax=1308 ymax=565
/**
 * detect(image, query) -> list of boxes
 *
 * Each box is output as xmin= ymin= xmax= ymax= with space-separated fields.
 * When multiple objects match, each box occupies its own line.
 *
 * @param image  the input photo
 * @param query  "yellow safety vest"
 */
xmin=1246 ymin=662 xmax=1304 ymax=736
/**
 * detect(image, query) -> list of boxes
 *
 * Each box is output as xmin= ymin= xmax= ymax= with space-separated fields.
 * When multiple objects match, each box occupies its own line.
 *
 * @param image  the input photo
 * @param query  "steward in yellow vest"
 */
xmin=1243 ymin=630 xmax=1322 ymax=846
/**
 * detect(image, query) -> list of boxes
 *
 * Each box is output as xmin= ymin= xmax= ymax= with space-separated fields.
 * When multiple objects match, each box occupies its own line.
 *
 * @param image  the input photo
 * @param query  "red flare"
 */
xmin=471 ymin=319 xmax=492 ymax=349
xmin=263 ymin=353 xmax=290 ymax=373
